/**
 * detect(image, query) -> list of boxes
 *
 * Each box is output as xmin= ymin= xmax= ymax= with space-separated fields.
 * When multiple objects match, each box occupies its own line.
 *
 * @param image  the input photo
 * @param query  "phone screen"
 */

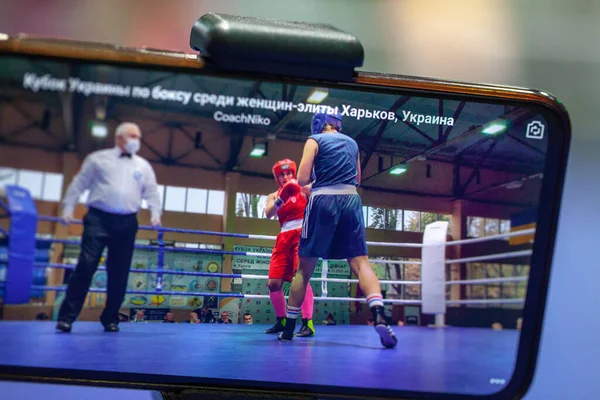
xmin=0 ymin=53 xmax=566 ymax=399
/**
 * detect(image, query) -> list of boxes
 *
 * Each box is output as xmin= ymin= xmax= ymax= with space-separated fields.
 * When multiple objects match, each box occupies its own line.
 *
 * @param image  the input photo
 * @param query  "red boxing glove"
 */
xmin=274 ymin=180 xmax=301 ymax=209
xmin=280 ymin=180 xmax=301 ymax=201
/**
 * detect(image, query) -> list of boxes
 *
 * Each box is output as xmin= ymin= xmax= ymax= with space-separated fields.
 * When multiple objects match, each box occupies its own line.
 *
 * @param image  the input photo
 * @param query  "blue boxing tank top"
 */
xmin=309 ymin=132 xmax=359 ymax=189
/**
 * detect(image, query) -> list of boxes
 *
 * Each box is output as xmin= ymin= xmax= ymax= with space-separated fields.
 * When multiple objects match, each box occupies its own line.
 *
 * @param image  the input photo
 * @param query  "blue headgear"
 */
xmin=311 ymin=112 xmax=343 ymax=135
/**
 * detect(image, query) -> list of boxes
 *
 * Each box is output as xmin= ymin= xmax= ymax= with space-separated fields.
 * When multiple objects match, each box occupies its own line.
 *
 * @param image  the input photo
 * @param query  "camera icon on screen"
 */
xmin=526 ymin=120 xmax=545 ymax=140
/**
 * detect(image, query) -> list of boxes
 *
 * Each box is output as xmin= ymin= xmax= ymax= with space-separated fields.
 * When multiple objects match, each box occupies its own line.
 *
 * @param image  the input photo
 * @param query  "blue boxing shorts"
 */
xmin=299 ymin=184 xmax=368 ymax=260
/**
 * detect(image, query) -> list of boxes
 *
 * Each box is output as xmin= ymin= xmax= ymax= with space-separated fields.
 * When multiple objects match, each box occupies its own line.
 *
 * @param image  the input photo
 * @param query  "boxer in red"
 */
xmin=264 ymin=159 xmax=315 ymax=337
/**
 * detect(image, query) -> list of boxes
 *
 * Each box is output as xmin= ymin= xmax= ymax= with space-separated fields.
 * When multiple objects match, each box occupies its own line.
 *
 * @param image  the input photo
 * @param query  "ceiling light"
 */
xmin=389 ymin=164 xmax=407 ymax=176
xmin=250 ymin=143 xmax=266 ymax=157
xmin=90 ymin=121 xmax=108 ymax=138
xmin=481 ymin=122 xmax=507 ymax=135
xmin=307 ymin=88 xmax=329 ymax=104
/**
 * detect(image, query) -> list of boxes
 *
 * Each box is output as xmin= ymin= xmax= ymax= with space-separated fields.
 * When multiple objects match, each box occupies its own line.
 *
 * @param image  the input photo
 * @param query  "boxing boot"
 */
xmin=371 ymin=305 xmax=397 ymax=349
xmin=295 ymin=318 xmax=315 ymax=337
xmin=265 ymin=316 xmax=286 ymax=334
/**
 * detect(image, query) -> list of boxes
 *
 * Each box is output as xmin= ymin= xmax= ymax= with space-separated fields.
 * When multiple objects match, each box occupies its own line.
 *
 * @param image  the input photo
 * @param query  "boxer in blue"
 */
xmin=278 ymin=112 xmax=397 ymax=348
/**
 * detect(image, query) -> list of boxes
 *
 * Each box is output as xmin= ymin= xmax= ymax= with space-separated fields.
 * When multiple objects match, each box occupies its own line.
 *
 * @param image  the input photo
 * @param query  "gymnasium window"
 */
xmin=466 ymin=217 xmax=511 ymax=238
xmin=235 ymin=193 xmax=269 ymax=219
xmin=138 ymin=185 xmax=225 ymax=215
xmin=362 ymin=206 xmax=452 ymax=234
xmin=372 ymin=258 xmax=422 ymax=300
xmin=173 ymin=242 xmax=222 ymax=250
xmin=0 ymin=168 xmax=64 ymax=202
xmin=465 ymin=263 xmax=529 ymax=309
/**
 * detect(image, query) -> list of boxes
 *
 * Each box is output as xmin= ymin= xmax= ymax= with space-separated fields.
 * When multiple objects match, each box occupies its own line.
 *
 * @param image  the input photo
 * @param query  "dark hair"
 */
xmin=243 ymin=313 xmax=252 ymax=318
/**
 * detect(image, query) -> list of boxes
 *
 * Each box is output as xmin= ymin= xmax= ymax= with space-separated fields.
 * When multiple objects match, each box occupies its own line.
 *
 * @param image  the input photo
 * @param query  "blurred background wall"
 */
xmin=0 ymin=0 xmax=598 ymax=399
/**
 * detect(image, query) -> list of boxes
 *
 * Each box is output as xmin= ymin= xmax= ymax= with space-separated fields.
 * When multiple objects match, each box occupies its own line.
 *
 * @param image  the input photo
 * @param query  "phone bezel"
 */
xmin=0 ymin=35 xmax=571 ymax=400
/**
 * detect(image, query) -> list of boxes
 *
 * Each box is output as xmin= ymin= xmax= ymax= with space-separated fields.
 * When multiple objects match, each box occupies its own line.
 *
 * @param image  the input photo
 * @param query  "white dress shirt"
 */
xmin=62 ymin=147 xmax=161 ymax=219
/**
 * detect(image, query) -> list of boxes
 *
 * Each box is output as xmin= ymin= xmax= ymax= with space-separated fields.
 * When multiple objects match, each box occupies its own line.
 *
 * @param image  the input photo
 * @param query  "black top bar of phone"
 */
xmin=189 ymin=13 xmax=364 ymax=82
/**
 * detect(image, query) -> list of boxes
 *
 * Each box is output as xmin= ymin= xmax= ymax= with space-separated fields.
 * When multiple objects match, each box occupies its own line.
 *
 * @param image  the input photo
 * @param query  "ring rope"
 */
xmin=245 ymin=252 xmax=421 ymax=266
xmin=445 ymin=228 xmax=535 ymax=247
xmin=242 ymin=294 xmax=422 ymax=305
xmin=34 ymin=215 xmax=535 ymax=250
xmin=11 ymin=212 xmax=535 ymax=315
xmin=446 ymin=277 xmax=528 ymax=285
xmin=32 ymin=285 xmax=244 ymax=298
xmin=366 ymin=259 xmax=422 ymax=265
xmin=446 ymin=298 xmax=525 ymax=305
xmin=36 ymin=238 xmax=254 ymax=257
xmin=34 ymin=262 xmax=242 ymax=279
xmin=35 ymin=216 xmax=428 ymax=249
xmin=446 ymin=250 xmax=532 ymax=264
xmin=240 ymin=273 xmax=420 ymax=285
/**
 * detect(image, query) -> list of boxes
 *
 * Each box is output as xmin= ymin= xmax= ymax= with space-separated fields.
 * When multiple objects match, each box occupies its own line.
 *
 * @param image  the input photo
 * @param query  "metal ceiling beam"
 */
xmin=465 ymin=172 xmax=543 ymax=197
xmin=452 ymin=159 xmax=461 ymax=198
xmin=456 ymin=136 xmax=490 ymax=158
xmin=402 ymin=107 xmax=534 ymax=166
xmin=459 ymin=139 xmax=500 ymax=196
xmin=175 ymin=125 xmax=224 ymax=167
xmin=353 ymin=119 xmax=383 ymax=142
xmin=360 ymin=118 xmax=494 ymax=183
xmin=398 ymin=119 xmax=436 ymax=144
xmin=222 ymin=81 xmax=264 ymax=172
xmin=441 ymin=101 xmax=466 ymax=140
xmin=225 ymin=130 xmax=246 ymax=172
xmin=506 ymin=132 xmax=546 ymax=156
xmin=359 ymin=96 xmax=410 ymax=171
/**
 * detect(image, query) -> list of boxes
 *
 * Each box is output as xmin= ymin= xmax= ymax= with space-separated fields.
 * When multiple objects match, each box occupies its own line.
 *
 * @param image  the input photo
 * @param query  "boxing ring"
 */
xmin=0 ymin=185 xmax=533 ymax=396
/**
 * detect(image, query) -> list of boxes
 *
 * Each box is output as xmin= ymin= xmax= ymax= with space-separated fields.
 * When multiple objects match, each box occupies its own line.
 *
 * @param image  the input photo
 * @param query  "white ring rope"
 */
xmin=445 ymin=228 xmax=535 ymax=247
xmin=446 ymin=250 xmax=532 ymax=264
xmin=366 ymin=240 xmax=423 ymax=248
xmin=239 ymin=225 xmax=533 ymax=322
xmin=245 ymin=252 xmax=422 ymax=265
xmin=247 ymin=234 xmax=423 ymax=248
xmin=241 ymin=274 xmax=421 ymax=285
xmin=446 ymin=298 xmax=525 ymax=305
xmin=447 ymin=277 xmax=528 ymax=285
xmin=247 ymin=228 xmax=534 ymax=249
xmin=370 ymin=259 xmax=422 ymax=265
xmin=243 ymin=294 xmax=422 ymax=305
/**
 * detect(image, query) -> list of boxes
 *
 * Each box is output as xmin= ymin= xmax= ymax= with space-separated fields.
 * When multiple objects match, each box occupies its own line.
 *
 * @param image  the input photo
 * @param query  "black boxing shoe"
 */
xmin=278 ymin=317 xmax=297 ymax=342
xmin=371 ymin=305 xmax=397 ymax=349
xmin=295 ymin=319 xmax=315 ymax=337
xmin=103 ymin=323 xmax=120 ymax=333
xmin=265 ymin=317 xmax=286 ymax=334
xmin=55 ymin=321 xmax=72 ymax=333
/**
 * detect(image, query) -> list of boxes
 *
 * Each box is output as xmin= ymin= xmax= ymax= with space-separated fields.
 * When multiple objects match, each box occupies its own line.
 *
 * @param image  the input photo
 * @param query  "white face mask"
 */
xmin=124 ymin=138 xmax=141 ymax=155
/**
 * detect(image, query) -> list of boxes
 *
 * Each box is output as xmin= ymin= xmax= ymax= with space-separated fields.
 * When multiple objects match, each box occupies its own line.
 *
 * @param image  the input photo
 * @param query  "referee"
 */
xmin=56 ymin=122 xmax=162 ymax=333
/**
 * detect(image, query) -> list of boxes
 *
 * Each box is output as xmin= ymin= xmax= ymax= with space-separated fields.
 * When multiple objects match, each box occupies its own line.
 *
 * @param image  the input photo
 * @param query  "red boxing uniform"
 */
xmin=266 ymin=158 xmax=315 ymax=337
xmin=269 ymin=189 xmax=307 ymax=281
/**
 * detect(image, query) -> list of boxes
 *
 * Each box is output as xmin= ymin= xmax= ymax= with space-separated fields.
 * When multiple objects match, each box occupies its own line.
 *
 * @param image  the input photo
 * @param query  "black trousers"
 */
xmin=58 ymin=207 xmax=138 ymax=325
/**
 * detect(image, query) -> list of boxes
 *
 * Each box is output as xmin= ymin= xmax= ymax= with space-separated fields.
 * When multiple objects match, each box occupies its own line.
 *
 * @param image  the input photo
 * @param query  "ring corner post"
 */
xmin=155 ymin=230 xmax=165 ymax=292
xmin=3 ymin=185 xmax=38 ymax=306
xmin=321 ymin=259 xmax=329 ymax=298
xmin=421 ymin=221 xmax=449 ymax=328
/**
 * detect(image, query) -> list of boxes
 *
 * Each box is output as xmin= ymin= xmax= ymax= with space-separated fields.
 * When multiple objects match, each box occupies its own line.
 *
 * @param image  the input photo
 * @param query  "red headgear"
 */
xmin=272 ymin=159 xmax=297 ymax=187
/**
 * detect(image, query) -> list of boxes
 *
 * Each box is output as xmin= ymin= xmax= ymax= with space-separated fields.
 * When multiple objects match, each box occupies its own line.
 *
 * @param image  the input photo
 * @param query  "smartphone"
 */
xmin=0 ymin=20 xmax=570 ymax=400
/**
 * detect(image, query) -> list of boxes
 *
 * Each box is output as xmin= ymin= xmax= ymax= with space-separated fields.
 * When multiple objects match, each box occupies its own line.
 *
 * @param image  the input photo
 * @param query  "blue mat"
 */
xmin=0 ymin=321 xmax=519 ymax=396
